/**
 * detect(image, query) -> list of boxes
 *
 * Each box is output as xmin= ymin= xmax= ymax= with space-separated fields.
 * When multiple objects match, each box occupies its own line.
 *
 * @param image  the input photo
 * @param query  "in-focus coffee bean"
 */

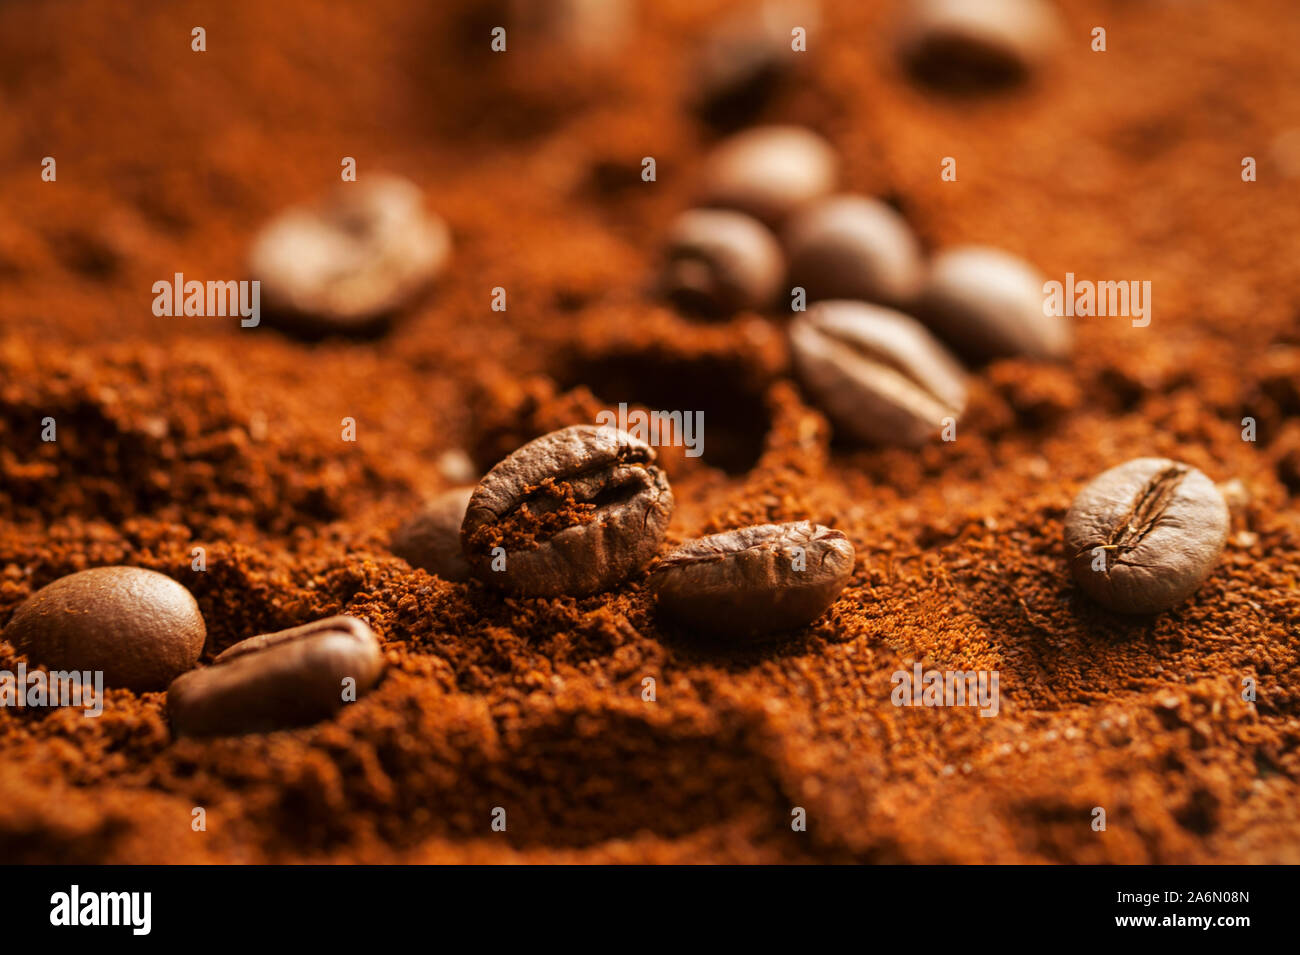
xmin=698 ymin=125 xmax=837 ymax=227
xmin=915 ymin=245 xmax=1070 ymax=362
xmin=1064 ymin=458 xmax=1230 ymax=614
xmin=649 ymin=521 xmax=855 ymax=637
xmin=899 ymin=0 xmax=1063 ymax=89
xmin=249 ymin=174 xmax=450 ymax=336
xmin=660 ymin=208 xmax=784 ymax=316
xmin=167 ymin=615 xmax=384 ymax=737
xmin=461 ymin=425 xmax=675 ymax=596
xmin=784 ymin=195 xmax=925 ymax=306
xmin=3 ymin=566 xmax=205 ymax=691
xmin=391 ymin=486 xmax=475 ymax=581
xmin=789 ymin=301 xmax=967 ymax=446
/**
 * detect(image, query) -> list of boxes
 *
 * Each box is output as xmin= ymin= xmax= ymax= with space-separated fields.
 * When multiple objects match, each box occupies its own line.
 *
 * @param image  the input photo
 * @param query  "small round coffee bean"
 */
xmin=3 ymin=567 xmax=205 ymax=692
xmin=249 ymin=174 xmax=450 ymax=336
xmin=649 ymin=521 xmax=855 ymax=637
xmin=167 ymin=615 xmax=384 ymax=737
xmin=916 ymin=245 xmax=1070 ymax=362
xmin=698 ymin=125 xmax=838 ymax=227
xmin=789 ymin=301 xmax=967 ymax=446
xmin=784 ymin=195 xmax=925 ymax=306
xmin=899 ymin=0 xmax=1063 ymax=89
xmin=391 ymin=486 xmax=475 ymax=582
xmin=461 ymin=425 xmax=675 ymax=597
xmin=660 ymin=209 xmax=784 ymax=316
xmin=1064 ymin=458 xmax=1230 ymax=614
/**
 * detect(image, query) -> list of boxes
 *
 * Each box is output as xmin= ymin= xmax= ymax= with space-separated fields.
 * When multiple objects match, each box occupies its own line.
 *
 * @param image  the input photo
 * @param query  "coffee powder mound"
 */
xmin=2 ymin=0 xmax=1300 ymax=864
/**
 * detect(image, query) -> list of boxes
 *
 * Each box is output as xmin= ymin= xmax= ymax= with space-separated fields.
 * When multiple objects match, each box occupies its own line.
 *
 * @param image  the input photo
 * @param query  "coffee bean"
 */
xmin=392 ymin=486 xmax=475 ymax=581
xmin=649 ymin=521 xmax=855 ymax=637
xmin=691 ymin=1 xmax=817 ymax=128
xmin=899 ymin=0 xmax=1063 ymax=90
xmin=507 ymin=0 xmax=632 ymax=57
xmin=167 ymin=615 xmax=384 ymax=737
xmin=915 ymin=245 xmax=1070 ymax=362
xmin=1064 ymin=458 xmax=1230 ymax=614
xmin=461 ymin=425 xmax=675 ymax=596
xmin=698 ymin=125 xmax=837 ymax=227
xmin=249 ymin=174 xmax=450 ymax=336
xmin=3 ymin=567 xmax=205 ymax=691
xmin=660 ymin=209 xmax=784 ymax=316
xmin=789 ymin=301 xmax=967 ymax=446
xmin=785 ymin=195 xmax=925 ymax=306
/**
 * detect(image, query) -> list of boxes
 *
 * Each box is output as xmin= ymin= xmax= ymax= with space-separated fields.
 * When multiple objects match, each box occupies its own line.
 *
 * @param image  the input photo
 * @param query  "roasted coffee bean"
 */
xmin=249 ymin=174 xmax=450 ymax=336
xmin=1064 ymin=458 xmax=1230 ymax=614
xmin=391 ymin=486 xmax=475 ymax=581
xmin=916 ymin=245 xmax=1070 ymax=362
xmin=785 ymin=195 xmax=925 ymax=306
xmin=167 ymin=615 xmax=384 ymax=737
xmin=698 ymin=125 xmax=837 ymax=227
xmin=789 ymin=301 xmax=967 ymax=446
xmin=649 ymin=521 xmax=855 ymax=637
xmin=660 ymin=208 xmax=784 ymax=315
xmin=691 ymin=1 xmax=818 ymax=128
xmin=3 ymin=567 xmax=205 ymax=691
xmin=506 ymin=0 xmax=632 ymax=57
xmin=899 ymin=0 xmax=1063 ymax=89
xmin=461 ymin=425 xmax=675 ymax=596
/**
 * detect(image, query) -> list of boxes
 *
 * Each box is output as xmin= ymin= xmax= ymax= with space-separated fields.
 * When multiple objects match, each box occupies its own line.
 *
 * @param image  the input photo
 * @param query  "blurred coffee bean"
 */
xmin=916 ymin=245 xmax=1070 ymax=362
xmin=649 ymin=521 xmax=854 ymax=637
xmin=249 ymin=174 xmax=450 ymax=337
xmin=784 ymin=195 xmax=925 ymax=306
xmin=789 ymin=300 xmax=967 ymax=446
xmin=692 ymin=0 xmax=820 ymax=128
xmin=507 ymin=0 xmax=633 ymax=57
xmin=660 ymin=208 xmax=784 ymax=316
xmin=899 ymin=0 xmax=1063 ymax=90
xmin=698 ymin=125 xmax=837 ymax=227
xmin=392 ymin=487 xmax=475 ymax=581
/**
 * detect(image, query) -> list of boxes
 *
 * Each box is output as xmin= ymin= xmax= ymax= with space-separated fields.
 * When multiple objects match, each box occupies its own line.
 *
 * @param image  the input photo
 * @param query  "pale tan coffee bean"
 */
xmin=649 ymin=521 xmax=855 ymax=637
xmin=789 ymin=300 xmax=967 ymax=447
xmin=660 ymin=208 xmax=784 ymax=316
xmin=698 ymin=125 xmax=838 ymax=227
xmin=916 ymin=245 xmax=1070 ymax=362
xmin=3 ymin=567 xmax=205 ymax=692
xmin=167 ymin=615 xmax=384 ymax=737
xmin=392 ymin=486 xmax=475 ymax=581
xmin=249 ymin=174 xmax=450 ymax=336
xmin=784 ymin=195 xmax=925 ymax=306
xmin=1064 ymin=458 xmax=1230 ymax=614
xmin=899 ymin=0 xmax=1064 ymax=89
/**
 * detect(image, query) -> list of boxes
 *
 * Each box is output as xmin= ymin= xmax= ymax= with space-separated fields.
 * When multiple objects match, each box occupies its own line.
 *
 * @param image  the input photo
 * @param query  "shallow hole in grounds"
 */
xmin=556 ymin=353 xmax=772 ymax=476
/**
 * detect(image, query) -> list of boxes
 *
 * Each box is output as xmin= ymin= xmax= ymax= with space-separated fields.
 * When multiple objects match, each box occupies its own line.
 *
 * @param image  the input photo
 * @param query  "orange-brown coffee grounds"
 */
xmin=0 ymin=0 xmax=1299 ymax=864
